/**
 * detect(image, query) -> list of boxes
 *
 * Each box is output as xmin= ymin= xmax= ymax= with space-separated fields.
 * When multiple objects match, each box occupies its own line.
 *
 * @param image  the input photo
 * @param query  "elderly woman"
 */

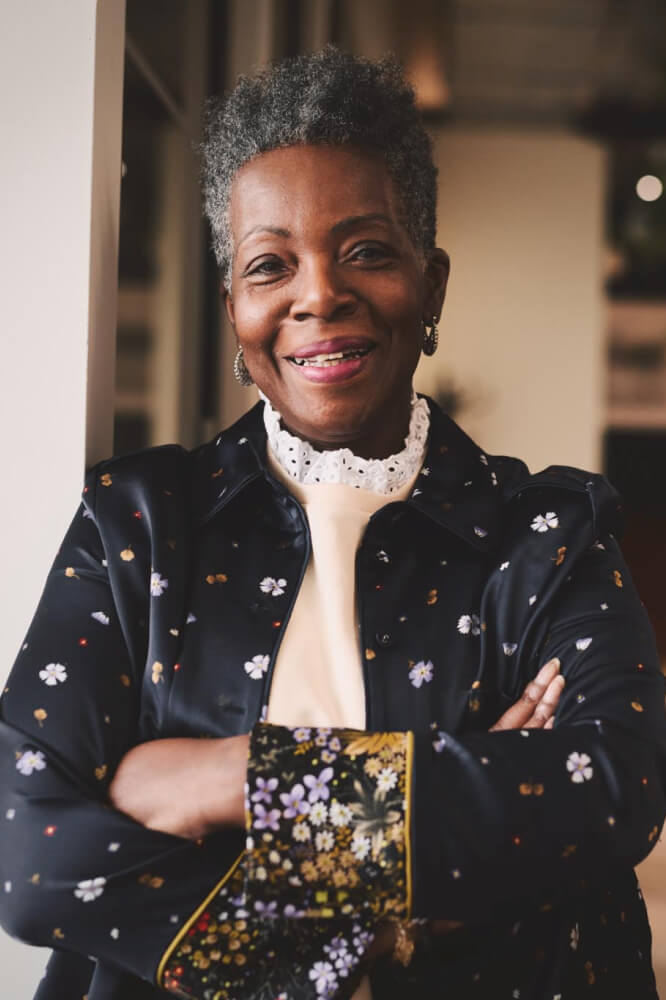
xmin=1 ymin=47 xmax=665 ymax=1000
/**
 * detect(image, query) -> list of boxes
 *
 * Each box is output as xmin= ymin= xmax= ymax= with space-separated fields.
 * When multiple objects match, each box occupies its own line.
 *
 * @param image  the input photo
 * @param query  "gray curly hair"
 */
xmin=201 ymin=46 xmax=438 ymax=288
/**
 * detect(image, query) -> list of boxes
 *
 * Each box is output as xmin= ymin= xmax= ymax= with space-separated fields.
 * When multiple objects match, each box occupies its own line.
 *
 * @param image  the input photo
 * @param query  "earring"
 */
xmin=422 ymin=316 xmax=439 ymax=356
xmin=233 ymin=346 xmax=253 ymax=386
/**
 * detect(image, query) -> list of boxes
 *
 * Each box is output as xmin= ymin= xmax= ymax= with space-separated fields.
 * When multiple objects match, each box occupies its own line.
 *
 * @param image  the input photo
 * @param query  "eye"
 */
xmin=346 ymin=242 xmax=394 ymax=265
xmin=244 ymin=256 xmax=288 ymax=280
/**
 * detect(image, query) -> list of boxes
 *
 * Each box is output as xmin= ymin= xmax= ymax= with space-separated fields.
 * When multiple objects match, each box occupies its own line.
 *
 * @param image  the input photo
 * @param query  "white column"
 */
xmin=0 ymin=1 xmax=126 ymax=994
xmin=416 ymin=128 xmax=605 ymax=473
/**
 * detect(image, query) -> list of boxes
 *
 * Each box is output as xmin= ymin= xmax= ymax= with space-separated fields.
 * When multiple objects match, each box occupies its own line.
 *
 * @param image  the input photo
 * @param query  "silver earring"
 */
xmin=422 ymin=316 xmax=439 ymax=356
xmin=233 ymin=346 xmax=253 ymax=386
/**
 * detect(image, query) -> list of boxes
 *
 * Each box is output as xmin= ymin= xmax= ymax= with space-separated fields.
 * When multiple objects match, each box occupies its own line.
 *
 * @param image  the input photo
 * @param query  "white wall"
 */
xmin=0 ymin=1 xmax=125 ymax=994
xmin=415 ymin=128 xmax=605 ymax=473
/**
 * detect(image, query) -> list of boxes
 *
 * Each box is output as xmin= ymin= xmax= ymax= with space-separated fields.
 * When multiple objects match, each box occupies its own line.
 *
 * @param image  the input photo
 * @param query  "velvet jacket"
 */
xmin=1 ymin=398 xmax=665 ymax=1000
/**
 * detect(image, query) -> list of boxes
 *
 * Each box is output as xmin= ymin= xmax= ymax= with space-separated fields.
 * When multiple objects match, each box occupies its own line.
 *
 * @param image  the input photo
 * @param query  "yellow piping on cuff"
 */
xmin=405 ymin=730 xmax=414 ymax=919
xmin=156 ymin=850 xmax=244 ymax=987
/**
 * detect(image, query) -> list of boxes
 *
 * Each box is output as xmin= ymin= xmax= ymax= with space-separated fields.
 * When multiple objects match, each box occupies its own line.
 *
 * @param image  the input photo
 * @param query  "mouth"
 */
xmin=287 ymin=338 xmax=375 ymax=369
xmin=289 ymin=347 xmax=372 ymax=368
xmin=285 ymin=339 xmax=375 ymax=384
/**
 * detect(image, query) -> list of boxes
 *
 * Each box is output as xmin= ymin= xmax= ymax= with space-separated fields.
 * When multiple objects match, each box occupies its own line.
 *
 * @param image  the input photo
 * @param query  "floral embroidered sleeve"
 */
xmin=242 ymin=724 xmax=412 ymax=921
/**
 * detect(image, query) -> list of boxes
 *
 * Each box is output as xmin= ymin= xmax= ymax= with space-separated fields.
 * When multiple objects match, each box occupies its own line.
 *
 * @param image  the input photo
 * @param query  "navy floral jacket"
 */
xmin=1 ymin=398 xmax=665 ymax=1000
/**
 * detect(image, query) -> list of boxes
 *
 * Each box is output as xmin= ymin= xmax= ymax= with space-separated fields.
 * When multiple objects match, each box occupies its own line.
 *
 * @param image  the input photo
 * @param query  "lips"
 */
xmin=287 ymin=338 xmax=374 ymax=369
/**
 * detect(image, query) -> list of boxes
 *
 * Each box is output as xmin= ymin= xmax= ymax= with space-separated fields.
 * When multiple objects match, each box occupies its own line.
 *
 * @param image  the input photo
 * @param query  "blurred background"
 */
xmin=2 ymin=0 xmax=666 ymax=993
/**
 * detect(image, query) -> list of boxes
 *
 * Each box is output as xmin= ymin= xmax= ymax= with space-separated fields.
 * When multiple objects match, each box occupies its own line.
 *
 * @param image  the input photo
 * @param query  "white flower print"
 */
xmin=279 ymin=783 xmax=309 ymax=818
xmin=503 ymin=643 xmax=518 ymax=656
xmin=251 ymin=776 xmax=278 ymax=804
xmin=566 ymin=751 xmax=593 ymax=783
xmin=570 ymin=923 xmax=580 ymax=950
xmin=244 ymin=654 xmax=269 ymax=680
xmin=293 ymin=821 xmax=311 ymax=842
xmin=474 ymin=526 xmax=488 ymax=538
xmin=90 ymin=611 xmax=110 ymax=625
xmin=303 ymin=767 xmax=334 ymax=803
xmin=186 ymin=612 xmax=197 ymax=623
xmin=252 ymin=803 xmax=281 ymax=831
xmin=315 ymin=830 xmax=335 ymax=851
xmin=150 ymin=572 xmax=169 ymax=596
xmin=409 ymin=659 xmax=434 ymax=688
xmin=376 ymin=549 xmax=390 ymax=562
xmin=260 ymin=576 xmax=287 ymax=597
xmin=409 ymin=660 xmax=434 ymax=687
xmin=531 ymin=512 xmax=559 ymax=533
xmin=335 ymin=951 xmax=356 ymax=977
xmin=16 ymin=750 xmax=46 ymax=775
xmin=74 ymin=876 xmax=106 ymax=902
xmin=309 ymin=801 xmax=328 ymax=826
xmin=351 ymin=833 xmax=371 ymax=861
xmin=377 ymin=767 xmax=398 ymax=792
xmin=433 ymin=732 xmax=447 ymax=753
xmin=457 ymin=613 xmax=481 ymax=636
xmin=528 ymin=595 xmax=537 ymax=606
xmin=500 ymin=561 xmax=510 ymax=571
xmin=309 ymin=960 xmax=337 ymax=996
xmin=329 ymin=800 xmax=353 ymax=827
xmin=39 ymin=662 xmax=67 ymax=686
xmin=575 ymin=637 xmax=593 ymax=651
xmin=292 ymin=727 xmax=311 ymax=742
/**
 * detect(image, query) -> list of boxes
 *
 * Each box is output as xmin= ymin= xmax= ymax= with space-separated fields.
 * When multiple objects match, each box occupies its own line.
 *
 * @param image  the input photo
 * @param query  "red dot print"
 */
xmin=272 ymin=621 xmax=282 ymax=629
xmin=43 ymin=825 xmax=57 ymax=837
xmin=513 ymin=835 xmax=522 ymax=846
xmin=78 ymin=638 xmax=88 ymax=646
xmin=375 ymin=584 xmax=383 ymax=591
xmin=173 ymin=663 xmax=181 ymax=672
xmin=133 ymin=510 xmax=142 ymax=519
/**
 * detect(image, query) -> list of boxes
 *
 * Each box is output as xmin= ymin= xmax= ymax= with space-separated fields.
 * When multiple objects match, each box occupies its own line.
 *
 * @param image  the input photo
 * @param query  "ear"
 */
xmin=423 ymin=248 xmax=450 ymax=323
xmin=223 ymin=286 xmax=236 ymax=327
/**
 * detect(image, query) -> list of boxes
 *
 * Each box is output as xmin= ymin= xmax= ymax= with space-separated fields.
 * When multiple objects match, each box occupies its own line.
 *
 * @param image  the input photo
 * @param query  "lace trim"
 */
xmin=261 ymin=391 xmax=429 ymax=494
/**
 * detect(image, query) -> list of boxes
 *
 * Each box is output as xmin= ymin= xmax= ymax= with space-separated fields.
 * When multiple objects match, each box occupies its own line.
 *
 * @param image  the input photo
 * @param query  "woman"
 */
xmin=1 ymin=47 xmax=665 ymax=1000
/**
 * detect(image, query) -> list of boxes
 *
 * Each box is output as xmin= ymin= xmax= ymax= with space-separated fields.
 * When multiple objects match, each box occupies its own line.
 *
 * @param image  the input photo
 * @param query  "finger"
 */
xmin=544 ymin=716 xmax=555 ymax=729
xmin=489 ymin=658 xmax=560 ymax=731
xmin=523 ymin=674 xmax=565 ymax=728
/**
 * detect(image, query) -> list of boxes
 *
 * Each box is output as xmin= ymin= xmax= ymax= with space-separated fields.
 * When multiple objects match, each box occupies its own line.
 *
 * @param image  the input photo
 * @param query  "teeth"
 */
xmin=292 ymin=349 xmax=368 ymax=367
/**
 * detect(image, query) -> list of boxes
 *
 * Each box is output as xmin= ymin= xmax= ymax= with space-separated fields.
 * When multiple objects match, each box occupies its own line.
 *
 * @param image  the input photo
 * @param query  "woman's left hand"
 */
xmin=108 ymin=735 xmax=249 ymax=840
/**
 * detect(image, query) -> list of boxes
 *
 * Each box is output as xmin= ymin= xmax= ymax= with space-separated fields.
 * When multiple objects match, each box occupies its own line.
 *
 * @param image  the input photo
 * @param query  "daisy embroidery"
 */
xmin=457 ymin=613 xmax=481 ymax=636
xmin=531 ymin=512 xmax=559 ymax=533
xmin=39 ymin=662 xmax=67 ymax=686
xmin=260 ymin=576 xmax=287 ymax=597
xmin=351 ymin=833 xmax=371 ymax=861
xmin=566 ymin=751 xmax=593 ymax=783
xmin=16 ymin=750 xmax=46 ymax=775
xmin=244 ymin=654 xmax=269 ymax=680
xmin=377 ymin=767 xmax=398 ymax=792
xmin=74 ymin=876 xmax=106 ymax=902
xmin=409 ymin=659 xmax=434 ymax=687
xmin=150 ymin=572 xmax=169 ymax=596
xmin=329 ymin=800 xmax=353 ymax=827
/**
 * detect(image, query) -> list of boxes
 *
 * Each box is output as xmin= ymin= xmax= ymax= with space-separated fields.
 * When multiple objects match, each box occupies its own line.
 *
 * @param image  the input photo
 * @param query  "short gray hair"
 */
xmin=201 ymin=46 xmax=438 ymax=287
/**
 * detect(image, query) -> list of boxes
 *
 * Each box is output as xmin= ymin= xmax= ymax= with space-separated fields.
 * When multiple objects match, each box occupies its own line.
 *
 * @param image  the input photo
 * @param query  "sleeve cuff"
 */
xmin=243 ymin=723 xmax=413 ymax=920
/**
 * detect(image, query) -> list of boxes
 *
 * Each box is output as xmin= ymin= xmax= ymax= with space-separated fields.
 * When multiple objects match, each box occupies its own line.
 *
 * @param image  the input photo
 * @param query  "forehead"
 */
xmin=229 ymin=144 xmax=403 ymax=241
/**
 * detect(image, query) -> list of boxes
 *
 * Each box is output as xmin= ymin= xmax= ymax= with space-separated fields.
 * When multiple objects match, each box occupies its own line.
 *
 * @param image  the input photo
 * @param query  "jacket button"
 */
xmin=376 ymin=632 xmax=393 ymax=647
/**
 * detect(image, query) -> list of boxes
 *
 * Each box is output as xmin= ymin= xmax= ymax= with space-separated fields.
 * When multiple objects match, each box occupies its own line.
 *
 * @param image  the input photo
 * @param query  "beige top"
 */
xmin=265 ymin=448 xmax=419 ymax=1000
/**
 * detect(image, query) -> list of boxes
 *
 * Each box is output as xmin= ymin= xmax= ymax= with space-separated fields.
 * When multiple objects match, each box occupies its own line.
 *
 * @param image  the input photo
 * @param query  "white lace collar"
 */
xmin=260 ymin=391 xmax=430 ymax=494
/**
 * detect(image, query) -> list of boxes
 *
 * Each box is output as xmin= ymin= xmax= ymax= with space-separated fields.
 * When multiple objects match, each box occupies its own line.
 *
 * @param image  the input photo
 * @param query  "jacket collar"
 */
xmin=192 ymin=397 xmax=520 ymax=551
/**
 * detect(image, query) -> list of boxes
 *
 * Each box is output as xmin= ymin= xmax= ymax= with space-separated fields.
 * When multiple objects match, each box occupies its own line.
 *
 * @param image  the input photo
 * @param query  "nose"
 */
xmin=290 ymin=255 xmax=358 ymax=323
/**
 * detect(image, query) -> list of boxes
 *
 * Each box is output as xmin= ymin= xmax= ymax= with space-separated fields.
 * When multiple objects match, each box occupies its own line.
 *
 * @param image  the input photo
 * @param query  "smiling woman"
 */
xmin=225 ymin=143 xmax=448 ymax=457
xmin=1 ymin=45 xmax=665 ymax=1000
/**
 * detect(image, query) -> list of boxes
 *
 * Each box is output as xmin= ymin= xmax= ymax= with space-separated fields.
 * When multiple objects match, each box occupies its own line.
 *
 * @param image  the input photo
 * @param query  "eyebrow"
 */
xmin=237 ymin=213 xmax=394 ymax=249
